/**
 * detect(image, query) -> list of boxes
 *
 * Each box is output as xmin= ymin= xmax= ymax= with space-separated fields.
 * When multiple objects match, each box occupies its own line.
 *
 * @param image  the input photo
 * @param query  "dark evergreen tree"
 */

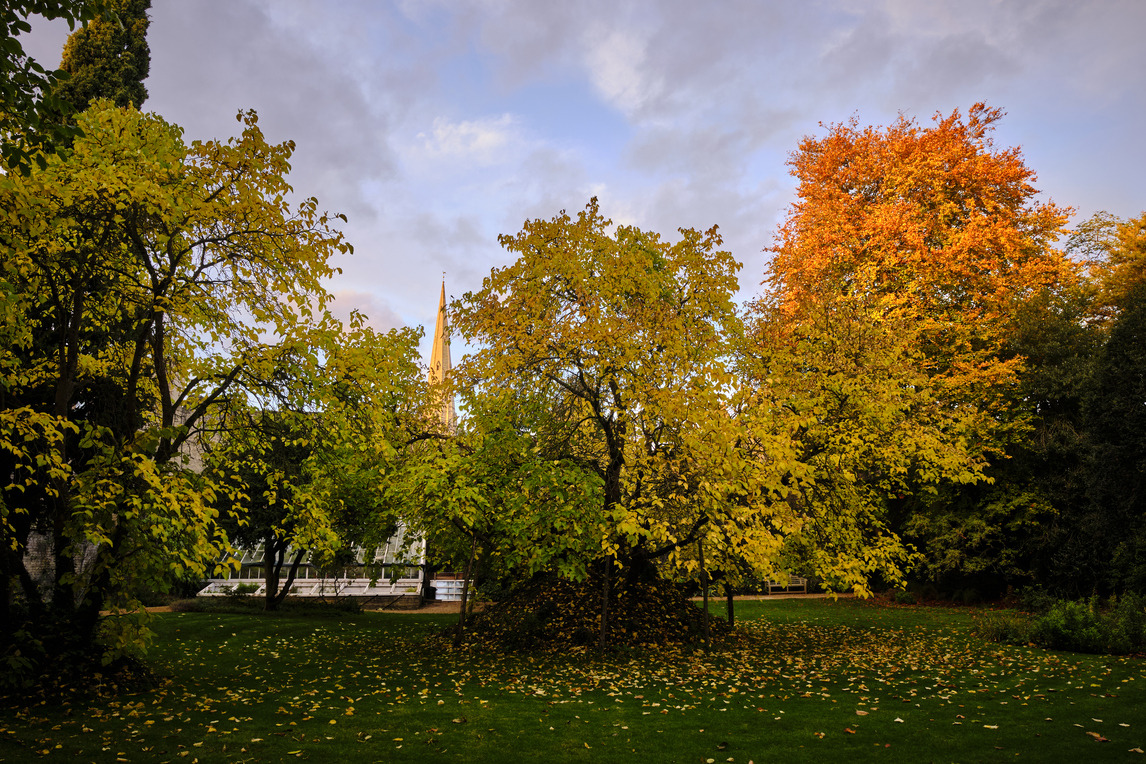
xmin=1081 ymin=283 xmax=1146 ymax=592
xmin=53 ymin=0 xmax=149 ymax=109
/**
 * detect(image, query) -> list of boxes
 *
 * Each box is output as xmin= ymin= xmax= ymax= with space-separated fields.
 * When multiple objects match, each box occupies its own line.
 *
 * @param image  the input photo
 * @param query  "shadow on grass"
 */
xmin=1 ymin=598 xmax=1143 ymax=763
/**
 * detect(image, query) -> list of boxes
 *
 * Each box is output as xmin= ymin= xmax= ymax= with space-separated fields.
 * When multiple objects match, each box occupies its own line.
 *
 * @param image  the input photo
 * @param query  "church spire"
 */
xmin=428 ymin=280 xmax=456 ymax=431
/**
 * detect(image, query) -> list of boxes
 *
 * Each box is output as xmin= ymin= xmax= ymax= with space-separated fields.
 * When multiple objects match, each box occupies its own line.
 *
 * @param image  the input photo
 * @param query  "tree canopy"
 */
xmin=754 ymin=104 xmax=1079 ymax=594
xmin=0 ymin=1 xmax=107 ymax=170
xmin=52 ymin=0 xmax=150 ymax=110
xmin=0 ymin=101 xmax=353 ymax=683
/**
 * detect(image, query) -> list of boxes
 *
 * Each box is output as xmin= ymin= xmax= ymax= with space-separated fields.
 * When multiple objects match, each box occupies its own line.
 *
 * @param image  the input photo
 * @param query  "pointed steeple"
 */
xmin=428 ymin=280 xmax=456 ymax=431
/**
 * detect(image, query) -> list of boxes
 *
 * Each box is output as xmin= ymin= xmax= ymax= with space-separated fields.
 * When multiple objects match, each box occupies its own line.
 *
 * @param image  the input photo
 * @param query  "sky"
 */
xmin=20 ymin=0 xmax=1146 ymax=357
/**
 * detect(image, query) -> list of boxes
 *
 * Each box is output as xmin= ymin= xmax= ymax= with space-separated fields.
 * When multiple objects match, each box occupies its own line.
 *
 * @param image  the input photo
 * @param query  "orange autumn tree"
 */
xmin=755 ymin=104 xmax=1076 ymax=588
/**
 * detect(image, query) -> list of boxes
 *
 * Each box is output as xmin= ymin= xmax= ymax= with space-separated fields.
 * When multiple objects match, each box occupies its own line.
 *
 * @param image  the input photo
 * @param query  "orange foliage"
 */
xmin=1095 ymin=212 xmax=1146 ymax=315
xmin=767 ymin=103 xmax=1075 ymax=352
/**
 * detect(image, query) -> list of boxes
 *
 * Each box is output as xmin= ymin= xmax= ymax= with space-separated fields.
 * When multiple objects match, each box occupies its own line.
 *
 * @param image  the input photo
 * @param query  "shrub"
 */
xmin=1016 ymin=586 xmax=1056 ymax=613
xmin=893 ymin=590 xmax=916 ymax=605
xmin=979 ymin=594 xmax=1146 ymax=655
xmin=976 ymin=610 xmax=1033 ymax=645
xmin=1032 ymin=598 xmax=1105 ymax=652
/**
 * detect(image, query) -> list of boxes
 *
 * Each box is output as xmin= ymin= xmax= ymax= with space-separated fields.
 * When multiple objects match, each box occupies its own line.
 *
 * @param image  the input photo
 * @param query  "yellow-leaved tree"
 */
xmin=0 ymin=101 xmax=352 ymax=685
xmin=450 ymin=200 xmax=809 ymax=649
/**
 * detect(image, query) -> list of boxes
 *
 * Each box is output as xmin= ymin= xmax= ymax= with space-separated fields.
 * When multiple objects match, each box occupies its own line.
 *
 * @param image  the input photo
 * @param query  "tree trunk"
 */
xmin=271 ymin=548 xmax=306 ymax=610
xmin=599 ymin=553 xmax=612 ymax=656
xmin=699 ymin=539 xmax=710 ymax=651
xmin=453 ymin=531 xmax=478 ymax=647
xmin=264 ymin=534 xmax=283 ymax=611
xmin=726 ymin=580 xmax=735 ymax=628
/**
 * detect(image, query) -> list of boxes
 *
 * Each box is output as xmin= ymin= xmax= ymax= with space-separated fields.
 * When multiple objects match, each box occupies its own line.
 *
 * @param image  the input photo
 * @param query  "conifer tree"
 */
xmin=53 ymin=0 xmax=149 ymax=109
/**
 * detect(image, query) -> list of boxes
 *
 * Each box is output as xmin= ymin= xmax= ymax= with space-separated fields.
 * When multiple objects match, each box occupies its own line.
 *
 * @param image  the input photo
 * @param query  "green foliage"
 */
xmin=980 ymin=594 xmax=1146 ymax=655
xmin=52 ymin=0 xmax=150 ymax=109
xmin=975 ymin=609 xmax=1033 ymax=645
xmin=0 ymin=101 xmax=355 ymax=682
xmin=204 ymin=323 xmax=429 ymax=611
xmin=0 ymin=1 xmax=106 ymax=171
xmin=1081 ymin=282 xmax=1146 ymax=589
xmin=449 ymin=199 xmax=784 ymax=593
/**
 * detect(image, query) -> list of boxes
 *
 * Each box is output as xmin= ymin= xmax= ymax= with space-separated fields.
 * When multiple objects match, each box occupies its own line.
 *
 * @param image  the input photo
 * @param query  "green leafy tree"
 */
xmin=1082 ymin=282 xmax=1146 ymax=592
xmin=211 ymin=410 xmax=316 ymax=611
xmin=206 ymin=323 xmax=431 ymax=612
xmin=0 ymin=101 xmax=350 ymax=684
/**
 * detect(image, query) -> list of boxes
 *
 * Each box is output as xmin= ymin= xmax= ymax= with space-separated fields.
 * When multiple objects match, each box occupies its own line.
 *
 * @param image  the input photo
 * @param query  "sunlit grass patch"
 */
xmin=1 ymin=599 xmax=1144 ymax=762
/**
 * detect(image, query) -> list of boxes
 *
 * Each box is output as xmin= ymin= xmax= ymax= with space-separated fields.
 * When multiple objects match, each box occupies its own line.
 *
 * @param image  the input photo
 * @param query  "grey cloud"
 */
xmin=146 ymin=1 xmax=398 ymax=222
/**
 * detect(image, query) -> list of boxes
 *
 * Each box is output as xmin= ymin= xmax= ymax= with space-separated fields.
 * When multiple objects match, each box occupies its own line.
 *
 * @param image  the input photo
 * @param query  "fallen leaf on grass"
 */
xmin=894 ymin=718 xmax=904 ymax=723
xmin=855 ymin=710 xmax=868 ymax=716
xmin=1086 ymin=732 xmax=1109 ymax=742
xmin=844 ymin=728 xmax=856 ymax=734
xmin=984 ymin=725 xmax=998 ymax=729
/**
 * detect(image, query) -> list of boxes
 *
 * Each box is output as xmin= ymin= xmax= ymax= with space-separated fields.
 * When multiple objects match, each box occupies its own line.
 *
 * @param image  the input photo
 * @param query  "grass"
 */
xmin=2 ymin=598 xmax=1145 ymax=762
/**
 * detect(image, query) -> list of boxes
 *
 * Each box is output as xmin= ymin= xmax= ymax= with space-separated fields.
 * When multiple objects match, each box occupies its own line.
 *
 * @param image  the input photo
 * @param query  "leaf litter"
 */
xmin=2 ymin=602 xmax=1144 ymax=760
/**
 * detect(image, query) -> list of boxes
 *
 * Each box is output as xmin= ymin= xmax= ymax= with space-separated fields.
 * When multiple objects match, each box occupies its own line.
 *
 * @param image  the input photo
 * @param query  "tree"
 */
xmin=401 ymin=388 xmax=608 ymax=644
xmin=211 ymin=409 xmax=317 ymax=611
xmin=1081 ymin=281 xmax=1146 ymax=592
xmin=0 ymin=1 xmax=106 ymax=171
xmin=452 ymin=200 xmax=813 ymax=650
xmin=1092 ymin=213 xmax=1146 ymax=320
xmin=0 ymin=101 xmax=350 ymax=684
xmin=758 ymin=104 xmax=1076 ymax=593
xmin=745 ymin=285 xmax=976 ymax=593
xmin=52 ymin=0 xmax=149 ymax=110
xmin=206 ymin=323 xmax=430 ymax=612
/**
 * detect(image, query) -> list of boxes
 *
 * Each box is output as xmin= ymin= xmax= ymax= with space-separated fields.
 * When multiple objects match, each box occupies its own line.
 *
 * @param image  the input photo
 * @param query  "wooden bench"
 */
xmin=766 ymin=576 xmax=808 ymax=594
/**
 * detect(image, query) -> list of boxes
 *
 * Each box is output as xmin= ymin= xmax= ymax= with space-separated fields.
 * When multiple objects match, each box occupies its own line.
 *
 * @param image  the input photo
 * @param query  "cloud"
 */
xmin=145 ymin=1 xmax=403 ymax=224
xmin=328 ymin=290 xmax=404 ymax=333
xmin=582 ymin=25 xmax=658 ymax=115
xmin=415 ymin=114 xmax=520 ymax=164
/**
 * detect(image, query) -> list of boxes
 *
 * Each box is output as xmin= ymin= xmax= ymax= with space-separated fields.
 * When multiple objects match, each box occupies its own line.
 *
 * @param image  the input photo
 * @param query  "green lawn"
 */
xmin=2 ymin=599 xmax=1144 ymax=762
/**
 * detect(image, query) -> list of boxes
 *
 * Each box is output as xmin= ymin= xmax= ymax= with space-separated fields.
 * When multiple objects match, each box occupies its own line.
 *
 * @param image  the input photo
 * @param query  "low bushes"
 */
xmin=977 ymin=593 xmax=1146 ymax=654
